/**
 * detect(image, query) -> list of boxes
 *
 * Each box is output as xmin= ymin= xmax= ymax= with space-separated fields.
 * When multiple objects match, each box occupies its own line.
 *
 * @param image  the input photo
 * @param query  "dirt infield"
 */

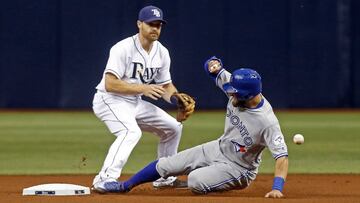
xmin=1 ymin=174 xmax=359 ymax=203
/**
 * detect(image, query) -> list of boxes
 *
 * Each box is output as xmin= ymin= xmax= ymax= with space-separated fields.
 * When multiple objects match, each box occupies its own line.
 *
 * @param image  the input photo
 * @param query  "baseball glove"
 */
xmin=171 ymin=93 xmax=195 ymax=122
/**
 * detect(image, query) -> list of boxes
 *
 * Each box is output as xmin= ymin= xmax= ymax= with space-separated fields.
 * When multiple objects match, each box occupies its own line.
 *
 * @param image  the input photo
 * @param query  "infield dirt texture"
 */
xmin=1 ymin=174 xmax=359 ymax=203
xmin=0 ymin=111 xmax=359 ymax=202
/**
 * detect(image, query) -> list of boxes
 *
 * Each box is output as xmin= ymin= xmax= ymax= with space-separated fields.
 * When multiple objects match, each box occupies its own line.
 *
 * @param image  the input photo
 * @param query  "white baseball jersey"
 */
xmin=92 ymin=34 xmax=182 ymax=183
xmin=216 ymin=69 xmax=288 ymax=178
xmin=95 ymin=34 xmax=172 ymax=100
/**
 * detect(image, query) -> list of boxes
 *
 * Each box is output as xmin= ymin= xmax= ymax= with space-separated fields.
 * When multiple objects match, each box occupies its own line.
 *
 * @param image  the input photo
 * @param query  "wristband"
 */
xmin=170 ymin=95 xmax=178 ymax=105
xmin=272 ymin=177 xmax=285 ymax=192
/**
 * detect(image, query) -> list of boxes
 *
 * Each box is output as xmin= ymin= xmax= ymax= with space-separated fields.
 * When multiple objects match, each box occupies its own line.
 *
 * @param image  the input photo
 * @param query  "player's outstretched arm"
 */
xmin=105 ymin=73 xmax=165 ymax=100
xmin=203 ymin=56 xmax=233 ymax=97
xmin=265 ymin=156 xmax=289 ymax=198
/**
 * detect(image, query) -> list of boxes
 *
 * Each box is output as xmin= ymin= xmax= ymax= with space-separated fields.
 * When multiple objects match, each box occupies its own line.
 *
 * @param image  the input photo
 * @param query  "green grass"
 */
xmin=0 ymin=110 xmax=359 ymax=175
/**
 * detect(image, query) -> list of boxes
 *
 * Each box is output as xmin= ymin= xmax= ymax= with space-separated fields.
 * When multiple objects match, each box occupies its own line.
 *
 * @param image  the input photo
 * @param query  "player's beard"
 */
xmin=149 ymin=33 xmax=159 ymax=41
xmin=231 ymin=97 xmax=247 ymax=108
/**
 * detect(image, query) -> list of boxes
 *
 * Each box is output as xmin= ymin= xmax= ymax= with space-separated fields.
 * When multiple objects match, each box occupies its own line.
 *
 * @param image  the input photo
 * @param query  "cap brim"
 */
xmin=143 ymin=18 xmax=167 ymax=24
xmin=223 ymin=83 xmax=238 ymax=94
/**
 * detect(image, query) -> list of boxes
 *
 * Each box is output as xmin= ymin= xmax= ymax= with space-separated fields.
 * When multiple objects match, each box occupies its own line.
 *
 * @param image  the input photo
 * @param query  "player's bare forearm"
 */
xmin=265 ymin=156 xmax=288 ymax=198
xmin=162 ymin=82 xmax=178 ymax=103
xmin=274 ymin=156 xmax=288 ymax=179
xmin=105 ymin=73 xmax=165 ymax=100
xmin=105 ymin=73 xmax=144 ymax=94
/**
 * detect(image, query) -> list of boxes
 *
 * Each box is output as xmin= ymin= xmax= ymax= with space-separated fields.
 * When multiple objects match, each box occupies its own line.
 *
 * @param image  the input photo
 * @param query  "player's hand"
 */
xmin=208 ymin=60 xmax=222 ymax=74
xmin=142 ymin=84 xmax=165 ymax=100
xmin=204 ymin=56 xmax=223 ymax=75
xmin=265 ymin=190 xmax=284 ymax=198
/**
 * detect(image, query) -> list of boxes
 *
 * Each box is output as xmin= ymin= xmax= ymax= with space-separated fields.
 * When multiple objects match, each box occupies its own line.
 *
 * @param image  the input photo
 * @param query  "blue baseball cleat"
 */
xmin=92 ymin=181 xmax=129 ymax=193
xmin=104 ymin=181 xmax=128 ymax=192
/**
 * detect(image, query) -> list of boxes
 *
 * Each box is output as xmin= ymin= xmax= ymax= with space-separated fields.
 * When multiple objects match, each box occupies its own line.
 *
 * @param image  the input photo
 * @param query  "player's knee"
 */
xmin=172 ymin=122 xmax=182 ymax=137
xmin=114 ymin=127 xmax=142 ymax=141
xmin=168 ymin=120 xmax=182 ymax=133
xmin=132 ymin=126 xmax=142 ymax=134
xmin=156 ymin=157 xmax=171 ymax=177
xmin=161 ymin=122 xmax=182 ymax=142
xmin=129 ymin=127 xmax=142 ymax=140
xmin=187 ymin=173 xmax=207 ymax=194
xmin=167 ymin=118 xmax=182 ymax=130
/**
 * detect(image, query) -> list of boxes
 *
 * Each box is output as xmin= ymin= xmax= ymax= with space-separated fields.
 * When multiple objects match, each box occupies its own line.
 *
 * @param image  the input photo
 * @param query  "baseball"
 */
xmin=293 ymin=134 xmax=304 ymax=145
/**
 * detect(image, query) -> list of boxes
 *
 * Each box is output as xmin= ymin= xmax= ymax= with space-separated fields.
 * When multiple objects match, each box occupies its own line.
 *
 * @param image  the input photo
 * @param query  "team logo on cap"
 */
xmin=151 ymin=9 xmax=161 ymax=17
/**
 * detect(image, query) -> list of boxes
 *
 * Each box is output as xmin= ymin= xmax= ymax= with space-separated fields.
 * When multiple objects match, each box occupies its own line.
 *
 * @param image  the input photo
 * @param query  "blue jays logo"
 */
xmin=231 ymin=140 xmax=247 ymax=153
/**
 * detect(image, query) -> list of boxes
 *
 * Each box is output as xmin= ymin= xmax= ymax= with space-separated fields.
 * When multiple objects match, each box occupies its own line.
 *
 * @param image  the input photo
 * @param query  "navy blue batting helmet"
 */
xmin=223 ymin=68 xmax=262 ymax=101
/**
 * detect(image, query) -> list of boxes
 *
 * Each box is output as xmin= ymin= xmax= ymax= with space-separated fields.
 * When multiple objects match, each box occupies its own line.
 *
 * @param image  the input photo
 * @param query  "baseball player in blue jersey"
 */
xmin=91 ymin=5 xmax=195 ymax=192
xmin=95 ymin=56 xmax=289 ymax=198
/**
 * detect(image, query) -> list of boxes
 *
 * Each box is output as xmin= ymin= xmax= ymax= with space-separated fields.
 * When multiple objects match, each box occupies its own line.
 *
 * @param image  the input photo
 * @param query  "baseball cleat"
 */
xmin=92 ymin=181 xmax=128 ymax=193
xmin=152 ymin=176 xmax=188 ymax=189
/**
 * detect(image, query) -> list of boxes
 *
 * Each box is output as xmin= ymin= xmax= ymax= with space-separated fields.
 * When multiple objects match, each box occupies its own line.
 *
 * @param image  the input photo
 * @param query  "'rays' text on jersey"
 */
xmin=131 ymin=62 xmax=160 ymax=83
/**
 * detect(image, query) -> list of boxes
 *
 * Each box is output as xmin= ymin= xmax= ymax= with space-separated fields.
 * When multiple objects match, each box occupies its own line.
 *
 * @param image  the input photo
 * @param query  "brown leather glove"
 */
xmin=171 ymin=93 xmax=195 ymax=122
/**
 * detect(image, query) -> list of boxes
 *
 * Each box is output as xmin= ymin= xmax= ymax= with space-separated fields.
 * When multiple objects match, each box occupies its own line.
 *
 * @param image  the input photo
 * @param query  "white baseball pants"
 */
xmin=92 ymin=92 xmax=182 ymax=183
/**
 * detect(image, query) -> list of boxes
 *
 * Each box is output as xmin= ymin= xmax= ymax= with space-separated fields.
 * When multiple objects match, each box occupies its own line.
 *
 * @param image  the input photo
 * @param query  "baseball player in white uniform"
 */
xmin=93 ymin=56 xmax=289 ymax=198
xmin=91 ymin=5 xmax=194 ymax=192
